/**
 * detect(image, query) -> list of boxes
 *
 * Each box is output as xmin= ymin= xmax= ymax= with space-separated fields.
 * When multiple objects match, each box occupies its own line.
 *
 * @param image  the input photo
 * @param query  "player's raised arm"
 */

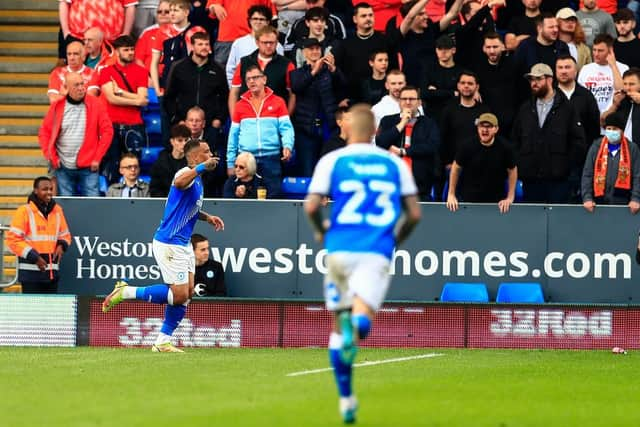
xmin=174 ymin=139 xmax=220 ymax=189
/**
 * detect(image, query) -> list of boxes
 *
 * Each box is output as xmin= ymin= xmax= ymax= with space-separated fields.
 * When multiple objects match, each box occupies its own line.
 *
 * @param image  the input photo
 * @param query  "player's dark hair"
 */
xmin=184 ymin=138 xmax=204 ymax=157
xmin=33 ymin=176 xmax=51 ymax=189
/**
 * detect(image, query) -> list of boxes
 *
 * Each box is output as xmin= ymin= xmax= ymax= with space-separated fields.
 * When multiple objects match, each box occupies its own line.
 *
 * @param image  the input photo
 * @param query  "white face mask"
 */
xmin=605 ymin=129 xmax=621 ymax=144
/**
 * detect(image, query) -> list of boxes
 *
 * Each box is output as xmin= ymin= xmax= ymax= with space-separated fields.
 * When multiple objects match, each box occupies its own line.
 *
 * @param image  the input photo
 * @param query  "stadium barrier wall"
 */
xmin=54 ymin=198 xmax=640 ymax=303
xmin=2 ymin=295 xmax=638 ymax=350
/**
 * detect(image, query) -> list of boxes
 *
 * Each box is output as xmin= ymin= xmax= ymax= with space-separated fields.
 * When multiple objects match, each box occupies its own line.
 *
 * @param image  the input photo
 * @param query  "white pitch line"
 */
xmin=286 ymin=353 xmax=445 ymax=377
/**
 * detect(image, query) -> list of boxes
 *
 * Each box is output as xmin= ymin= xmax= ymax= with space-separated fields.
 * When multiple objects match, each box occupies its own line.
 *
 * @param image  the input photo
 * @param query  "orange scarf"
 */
xmin=593 ymin=135 xmax=631 ymax=198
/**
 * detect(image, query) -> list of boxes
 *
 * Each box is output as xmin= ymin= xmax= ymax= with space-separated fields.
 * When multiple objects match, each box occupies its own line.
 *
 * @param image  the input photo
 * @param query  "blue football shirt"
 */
xmin=154 ymin=167 xmax=203 ymax=246
xmin=308 ymin=143 xmax=417 ymax=259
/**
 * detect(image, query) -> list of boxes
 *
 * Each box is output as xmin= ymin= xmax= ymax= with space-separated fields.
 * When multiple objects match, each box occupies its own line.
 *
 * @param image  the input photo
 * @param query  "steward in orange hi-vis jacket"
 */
xmin=5 ymin=177 xmax=71 ymax=294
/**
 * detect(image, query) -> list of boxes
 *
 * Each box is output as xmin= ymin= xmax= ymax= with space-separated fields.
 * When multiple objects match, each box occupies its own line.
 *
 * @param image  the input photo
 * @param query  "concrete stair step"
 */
xmin=0 ymin=104 xmax=48 ymax=118
xmin=0 ymin=148 xmax=46 ymax=166
xmin=0 ymin=117 xmax=42 ymax=135
xmin=0 ymin=26 xmax=58 ymax=43
xmin=0 ymin=72 xmax=49 ymax=87
xmin=0 ymin=10 xmax=59 ymax=25
xmin=0 ymin=195 xmax=26 ymax=209
xmin=2 ymin=0 xmax=57 ymax=10
xmin=0 ymin=135 xmax=40 ymax=148
xmin=0 ymin=86 xmax=47 ymax=105
xmin=0 ymin=166 xmax=48 ymax=178
xmin=0 ymin=42 xmax=57 ymax=57
xmin=0 ymin=56 xmax=58 ymax=73
xmin=0 ymin=179 xmax=35 ymax=195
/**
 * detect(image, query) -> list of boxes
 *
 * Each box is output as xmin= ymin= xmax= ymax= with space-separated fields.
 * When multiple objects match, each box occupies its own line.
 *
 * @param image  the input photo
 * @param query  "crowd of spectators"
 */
xmin=40 ymin=0 xmax=640 ymax=206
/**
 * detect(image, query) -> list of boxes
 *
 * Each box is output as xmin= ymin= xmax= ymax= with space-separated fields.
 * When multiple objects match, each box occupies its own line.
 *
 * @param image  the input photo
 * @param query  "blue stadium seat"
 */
xmin=281 ymin=176 xmax=311 ymax=199
xmin=440 ymin=282 xmax=489 ymax=302
xmin=139 ymin=175 xmax=151 ymax=184
xmin=99 ymin=175 xmax=108 ymax=195
xmin=140 ymin=146 xmax=163 ymax=168
xmin=496 ymin=282 xmax=544 ymax=303
xmin=143 ymin=110 xmax=162 ymax=136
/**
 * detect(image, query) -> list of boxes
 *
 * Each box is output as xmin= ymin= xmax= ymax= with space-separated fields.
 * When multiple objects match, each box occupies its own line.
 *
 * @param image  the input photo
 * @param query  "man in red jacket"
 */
xmin=38 ymin=72 xmax=113 ymax=196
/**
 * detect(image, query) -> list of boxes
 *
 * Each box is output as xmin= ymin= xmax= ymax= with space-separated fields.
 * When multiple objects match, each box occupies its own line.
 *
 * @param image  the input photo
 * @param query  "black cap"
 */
xmin=112 ymin=35 xmax=135 ymax=49
xmin=435 ymin=34 xmax=455 ymax=49
xmin=305 ymin=6 xmax=328 ymax=21
xmin=604 ymin=112 xmax=627 ymax=129
xmin=302 ymin=37 xmax=322 ymax=49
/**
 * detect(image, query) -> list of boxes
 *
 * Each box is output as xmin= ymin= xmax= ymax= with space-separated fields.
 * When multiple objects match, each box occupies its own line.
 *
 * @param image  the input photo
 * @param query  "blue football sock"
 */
xmin=352 ymin=314 xmax=372 ymax=339
xmin=160 ymin=303 xmax=187 ymax=336
xmin=135 ymin=285 xmax=169 ymax=304
xmin=329 ymin=332 xmax=352 ymax=397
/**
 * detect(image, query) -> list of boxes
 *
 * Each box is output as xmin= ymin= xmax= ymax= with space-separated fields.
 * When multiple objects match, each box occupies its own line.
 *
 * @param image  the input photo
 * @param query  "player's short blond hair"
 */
xmin=348 ymin=104 xmax=375 ymax=141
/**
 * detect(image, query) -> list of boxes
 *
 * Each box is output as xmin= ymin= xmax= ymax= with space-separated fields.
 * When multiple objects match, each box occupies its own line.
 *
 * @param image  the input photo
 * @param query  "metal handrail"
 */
xmin=0 ymin=225 xmax=18 ymax=288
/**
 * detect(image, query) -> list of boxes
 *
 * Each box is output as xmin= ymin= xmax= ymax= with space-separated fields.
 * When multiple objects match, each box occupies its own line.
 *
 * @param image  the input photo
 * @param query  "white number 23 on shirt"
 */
xmin=336 ymin=180 xmax=397 ymax=227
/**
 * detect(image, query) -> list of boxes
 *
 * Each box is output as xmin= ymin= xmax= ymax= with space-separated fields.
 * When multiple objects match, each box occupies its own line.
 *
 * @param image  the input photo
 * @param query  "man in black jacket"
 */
xmin=555 ymin=54 xmax=601 ymax=202
xmin=376 ymin=86 xmax=440 ymax=201
xmin=290 ymin=37 xmax=346 ymax=176
xmin=163 ymin=31 xmax=229 ymax=130
xmin=511 ymin=63 xmax=586 ymax=203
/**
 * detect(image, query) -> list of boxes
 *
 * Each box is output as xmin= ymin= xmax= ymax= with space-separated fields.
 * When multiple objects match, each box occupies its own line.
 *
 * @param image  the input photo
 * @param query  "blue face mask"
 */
xmin=605 ymin=129 xmax=621 ymax=144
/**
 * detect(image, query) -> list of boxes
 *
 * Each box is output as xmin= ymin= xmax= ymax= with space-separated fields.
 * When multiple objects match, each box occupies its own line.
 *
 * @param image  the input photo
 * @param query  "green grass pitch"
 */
xmin=1 ymin=347 xmax=638 ymax=427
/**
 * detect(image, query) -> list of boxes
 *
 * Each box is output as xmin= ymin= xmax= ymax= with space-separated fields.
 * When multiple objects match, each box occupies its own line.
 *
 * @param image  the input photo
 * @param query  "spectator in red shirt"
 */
xmin=98 ymin=35 xmax=150 ymax=184
xmin=134 ymin=0 xmax=173 ymax=76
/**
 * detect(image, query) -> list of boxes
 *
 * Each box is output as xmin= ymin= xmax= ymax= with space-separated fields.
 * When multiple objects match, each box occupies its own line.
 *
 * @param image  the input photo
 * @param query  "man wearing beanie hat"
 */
xmin=581 ymin=111 xmax=640 ymax=212
xmin=98 ymin=35 xmax=149 ymax=185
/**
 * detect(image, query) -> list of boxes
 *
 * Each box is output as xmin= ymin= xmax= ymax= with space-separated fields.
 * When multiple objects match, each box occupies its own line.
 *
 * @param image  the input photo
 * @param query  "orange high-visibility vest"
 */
xmin=6 ymin=200 xmax=71 ymax=282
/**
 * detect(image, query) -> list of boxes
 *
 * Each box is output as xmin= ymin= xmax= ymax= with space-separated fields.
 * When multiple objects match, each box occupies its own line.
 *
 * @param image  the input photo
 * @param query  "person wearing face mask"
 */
xmin=581 ymin=111 xmax=640 ymax=213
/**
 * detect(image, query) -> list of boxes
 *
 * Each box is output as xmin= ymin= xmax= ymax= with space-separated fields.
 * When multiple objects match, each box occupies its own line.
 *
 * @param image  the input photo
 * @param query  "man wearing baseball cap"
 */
xmin=556 ymin=7 xmax=591 ymax=72
xmin=511 ymin=63 xmax=586 ymax=203
xmin=446 ymin=113 xmax=517 ymax=213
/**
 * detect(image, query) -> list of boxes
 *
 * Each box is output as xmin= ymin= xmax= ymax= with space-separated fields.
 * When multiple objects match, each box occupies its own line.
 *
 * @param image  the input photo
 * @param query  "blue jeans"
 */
xmin=255 ymin=155 xmax=282 ymax=198
xmin=102 ymin=124 xmax=146 ymax=184
xmin=55 ymin=165 xmax=100 ymax=196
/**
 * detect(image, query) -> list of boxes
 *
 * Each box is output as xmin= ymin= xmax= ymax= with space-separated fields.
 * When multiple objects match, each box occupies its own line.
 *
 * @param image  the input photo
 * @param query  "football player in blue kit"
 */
xmin=305 ymin=104 xmax=422 ymax=423
xmin=102 ymin=139 xmax=224 ymax=353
